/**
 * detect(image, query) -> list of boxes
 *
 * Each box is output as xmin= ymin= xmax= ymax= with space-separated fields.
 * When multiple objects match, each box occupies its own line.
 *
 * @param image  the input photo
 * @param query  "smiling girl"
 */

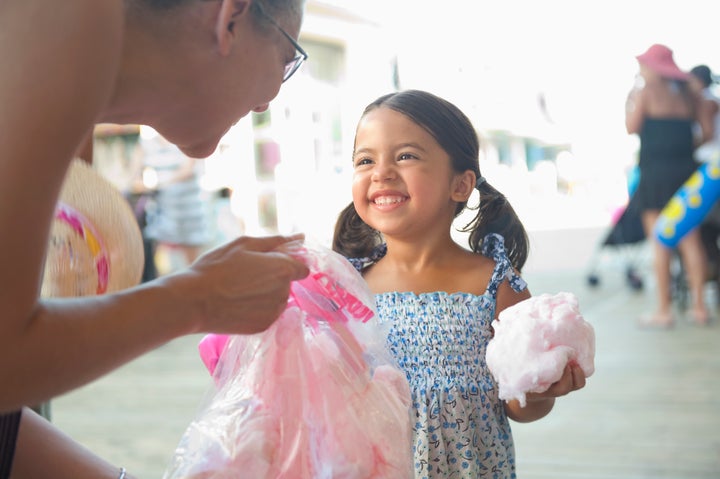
xmin=333 ymin=90 xmax=586 ymax=478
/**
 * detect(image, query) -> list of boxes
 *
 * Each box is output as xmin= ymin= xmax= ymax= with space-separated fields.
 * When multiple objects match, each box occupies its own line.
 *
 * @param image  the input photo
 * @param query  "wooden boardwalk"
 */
xmin=512 ymin=268 xmax=720 ymax=479
xmin=51 ymin=235 xmax=720 ymax=478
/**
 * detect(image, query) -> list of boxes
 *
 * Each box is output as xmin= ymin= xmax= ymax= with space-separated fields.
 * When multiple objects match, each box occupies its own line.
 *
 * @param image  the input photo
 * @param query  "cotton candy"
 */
xmin=485 ymin=292 xmax=595 ymax=407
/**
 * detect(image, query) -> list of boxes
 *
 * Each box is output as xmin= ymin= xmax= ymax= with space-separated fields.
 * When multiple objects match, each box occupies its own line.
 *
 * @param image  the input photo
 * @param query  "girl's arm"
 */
xmin=12 ymin=407 xmax=138 ymax=479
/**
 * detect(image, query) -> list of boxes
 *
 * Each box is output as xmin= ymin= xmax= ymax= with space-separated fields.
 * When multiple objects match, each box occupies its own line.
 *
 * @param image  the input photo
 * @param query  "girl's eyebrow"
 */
xmin=396 ymin=142 xmax=427 ymax=152
xmin=353 ymin=147 xmax=373 ymax=157
xmin=353 ymin=142 xmax=427 ymax=156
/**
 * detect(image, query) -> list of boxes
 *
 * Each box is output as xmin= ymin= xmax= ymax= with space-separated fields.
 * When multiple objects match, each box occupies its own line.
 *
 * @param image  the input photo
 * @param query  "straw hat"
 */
xmin=636 ymin=44 xmax=689 ymax=80
xmin=41 ymin=158 xmax=144 ymax=298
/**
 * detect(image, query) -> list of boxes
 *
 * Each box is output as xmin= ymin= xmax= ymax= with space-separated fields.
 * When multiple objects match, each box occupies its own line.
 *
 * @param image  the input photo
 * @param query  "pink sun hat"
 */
xmin=636 ymin=44 xmax=689 ymax=80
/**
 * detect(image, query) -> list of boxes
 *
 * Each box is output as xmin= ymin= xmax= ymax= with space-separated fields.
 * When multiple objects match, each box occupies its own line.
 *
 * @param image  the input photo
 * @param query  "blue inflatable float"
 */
xmin=654 ymin=160 xmax=720 ymax=247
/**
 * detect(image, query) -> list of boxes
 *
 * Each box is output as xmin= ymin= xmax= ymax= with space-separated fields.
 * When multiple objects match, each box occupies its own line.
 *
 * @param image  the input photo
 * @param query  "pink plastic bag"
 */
xmin=163 ymin=242 xmax=413 ymax=479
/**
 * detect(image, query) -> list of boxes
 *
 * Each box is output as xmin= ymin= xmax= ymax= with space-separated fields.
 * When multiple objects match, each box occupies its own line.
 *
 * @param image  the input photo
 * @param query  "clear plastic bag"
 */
xmin=163 ymin=242 xmax=413 ymax=479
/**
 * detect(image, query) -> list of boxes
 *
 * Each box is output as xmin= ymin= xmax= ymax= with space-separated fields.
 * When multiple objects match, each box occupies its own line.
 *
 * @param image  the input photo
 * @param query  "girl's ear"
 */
xmin=451 ymin=170 xmax=476 ymax=202
xmin=215 ymin=0 xmax=251 ymax=56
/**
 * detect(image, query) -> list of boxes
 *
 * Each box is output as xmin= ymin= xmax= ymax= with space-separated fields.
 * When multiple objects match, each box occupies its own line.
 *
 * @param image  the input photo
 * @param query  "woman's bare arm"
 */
xmin=625 ymin=87 xmax=646 ymax=134
xmin=12 ymin=407 xmax=138 ymax=479
xmin=0 ymin=0 xmax=309 ymax=412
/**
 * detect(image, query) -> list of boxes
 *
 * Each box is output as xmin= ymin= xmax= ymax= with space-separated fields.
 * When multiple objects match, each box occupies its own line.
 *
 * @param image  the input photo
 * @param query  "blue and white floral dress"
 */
xmin=349 ymin=234 xmax=527 ymax=479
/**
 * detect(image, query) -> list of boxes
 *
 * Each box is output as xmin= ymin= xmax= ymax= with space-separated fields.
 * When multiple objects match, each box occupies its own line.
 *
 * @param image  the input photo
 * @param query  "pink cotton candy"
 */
xmin=485 ymin=292 xmax=595 ymax=407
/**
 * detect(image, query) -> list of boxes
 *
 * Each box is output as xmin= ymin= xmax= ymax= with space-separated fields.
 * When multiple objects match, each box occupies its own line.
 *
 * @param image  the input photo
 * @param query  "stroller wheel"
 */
xmin=626 ymin=267 xmax=644 ymax=291
xmin=628 ymin=275 xmax=644 ymax=291
xmin=587 ymin=274 xmax=600 ymax=287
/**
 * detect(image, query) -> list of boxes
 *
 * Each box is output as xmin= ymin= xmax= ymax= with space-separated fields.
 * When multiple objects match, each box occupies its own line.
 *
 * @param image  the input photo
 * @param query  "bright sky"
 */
xmin=332 ymin=0 xmax=719 ymax=139
xmin=217 ymin=1 xmax=720 ymax=238
xmin=320 ymin=0 xmax=720 ymax=232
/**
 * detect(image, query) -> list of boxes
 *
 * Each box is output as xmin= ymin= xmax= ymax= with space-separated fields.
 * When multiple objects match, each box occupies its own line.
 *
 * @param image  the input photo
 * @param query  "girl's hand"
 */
xmin=527 ymin=362 xmax=587 ymax=401
xmin=505 ymin=362 xmax=587 ymax=423
xmin=164 ymin=234 xmax=310 ymax=335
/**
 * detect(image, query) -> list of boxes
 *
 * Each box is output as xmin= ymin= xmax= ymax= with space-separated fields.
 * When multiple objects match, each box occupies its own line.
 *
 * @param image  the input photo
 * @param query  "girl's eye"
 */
xmin=353 ymin=157 xmax=373 ymax=167
xmin=399 ymin=153 xmax=416 ymax=161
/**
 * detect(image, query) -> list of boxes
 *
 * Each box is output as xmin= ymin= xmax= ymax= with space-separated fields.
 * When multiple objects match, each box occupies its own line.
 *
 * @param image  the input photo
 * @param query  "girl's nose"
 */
xmin=371 ymin=160 xmax=397 ymax=182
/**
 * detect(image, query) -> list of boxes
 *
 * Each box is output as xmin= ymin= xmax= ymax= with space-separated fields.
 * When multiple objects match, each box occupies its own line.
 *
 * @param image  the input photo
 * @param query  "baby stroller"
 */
xmin=586 ymin=192 xmax=646 ymax=290
xmin=670 ymin=200 xmax=720 ymax=309
xmin=587 ymin=189 xmax=720 ymax=308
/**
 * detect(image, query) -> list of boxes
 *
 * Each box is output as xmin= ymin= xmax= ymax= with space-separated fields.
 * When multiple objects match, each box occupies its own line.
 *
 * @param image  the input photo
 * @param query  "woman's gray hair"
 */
xmin=125 ymin=0 xmax=304 ymax=35
xmin=127 ymin=0 xmax=302 ymax=17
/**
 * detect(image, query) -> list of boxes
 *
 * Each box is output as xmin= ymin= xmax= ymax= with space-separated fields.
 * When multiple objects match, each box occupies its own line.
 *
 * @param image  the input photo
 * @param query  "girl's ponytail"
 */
xmin=332 ymin=202 xmax=382 ymax=260
xmin=461 ymin=179 xmax=529 ymax=271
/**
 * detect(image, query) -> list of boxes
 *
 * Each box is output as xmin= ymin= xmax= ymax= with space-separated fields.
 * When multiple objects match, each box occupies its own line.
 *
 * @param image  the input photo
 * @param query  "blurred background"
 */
xmin=95 ymin=0 xmax=719 ymax=267
xmin=54 ymin=1 xmax=720 ymax=477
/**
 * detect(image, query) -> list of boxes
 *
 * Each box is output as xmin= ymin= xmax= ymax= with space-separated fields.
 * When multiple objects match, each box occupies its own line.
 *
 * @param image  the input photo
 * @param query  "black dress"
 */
xmin=0 ymin=410 xmax=20 ymax=478
xmin=636 ymin=117 xmax=698 ymax=211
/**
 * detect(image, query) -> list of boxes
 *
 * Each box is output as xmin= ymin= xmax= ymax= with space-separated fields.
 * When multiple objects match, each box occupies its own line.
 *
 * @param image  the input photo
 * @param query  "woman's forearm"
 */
xmin=0 ymin=278 xmax=196 ymax=412
xmin=12 ymin=407 xmax=138 ymax=479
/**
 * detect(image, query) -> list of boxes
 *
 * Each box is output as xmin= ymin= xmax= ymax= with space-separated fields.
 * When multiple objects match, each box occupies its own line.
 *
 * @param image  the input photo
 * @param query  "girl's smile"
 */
xmin=352 ymin=107 xmax=459 ymax=236
xmin=370 ymin=191 xmax=408 ymax=208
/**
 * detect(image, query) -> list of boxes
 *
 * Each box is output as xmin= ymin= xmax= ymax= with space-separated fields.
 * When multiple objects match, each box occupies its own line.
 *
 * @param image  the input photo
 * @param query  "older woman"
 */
xmin=0 ymin=0 xmax=308 ymax=477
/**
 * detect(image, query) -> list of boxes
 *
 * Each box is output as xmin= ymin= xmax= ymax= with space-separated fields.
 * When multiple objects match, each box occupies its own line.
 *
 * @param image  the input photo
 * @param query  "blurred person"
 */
xmin=689 ymin=64 xmax=720 ymax=161
xmin=625 ymin=44 xmax=714 ymax=328
xmin=689 ymin=65 xmax=720 ymax=283
xmin=132 ymin=127 xmax=216 ymax=272
xmin=334 ymin=90 xmax=588 ymax=478
xmin=0 ymin=0 xmax=309 ymax=477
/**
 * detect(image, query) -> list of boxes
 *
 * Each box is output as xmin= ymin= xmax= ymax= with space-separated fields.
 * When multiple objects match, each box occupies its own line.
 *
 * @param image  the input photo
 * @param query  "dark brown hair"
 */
xmin=332 ymin=89 xmax=529 ymax=271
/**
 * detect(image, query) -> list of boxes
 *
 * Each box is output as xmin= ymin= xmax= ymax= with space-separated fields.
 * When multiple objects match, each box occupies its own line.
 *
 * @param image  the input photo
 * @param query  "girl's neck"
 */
xmin=383 ymin=235 xmax=466 ymax=273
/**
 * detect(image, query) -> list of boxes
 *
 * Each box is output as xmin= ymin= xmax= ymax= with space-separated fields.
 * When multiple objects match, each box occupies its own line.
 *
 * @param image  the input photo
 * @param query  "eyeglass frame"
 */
xmin=252 ymin=1 xmax=308 ymax=82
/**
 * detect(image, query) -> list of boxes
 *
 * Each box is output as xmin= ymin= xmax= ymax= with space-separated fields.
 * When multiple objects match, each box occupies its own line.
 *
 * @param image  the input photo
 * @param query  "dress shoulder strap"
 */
xmin=347 ymin=243 xmax=387 ymax=272
xmin=481 ymin=233 xmax=527 ymax=299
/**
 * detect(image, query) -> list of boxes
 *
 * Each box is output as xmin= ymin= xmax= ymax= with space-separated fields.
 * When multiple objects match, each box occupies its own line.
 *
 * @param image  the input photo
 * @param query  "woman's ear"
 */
xmin=451 ymin=170 xmax=476 ymax=202
xmin=215 ymin=0 xmax=251 ymax=56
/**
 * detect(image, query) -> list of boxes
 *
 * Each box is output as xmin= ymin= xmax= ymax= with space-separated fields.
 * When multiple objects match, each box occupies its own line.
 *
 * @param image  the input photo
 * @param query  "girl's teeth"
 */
xmin=375 ymin=196 xmax=404 ymax=205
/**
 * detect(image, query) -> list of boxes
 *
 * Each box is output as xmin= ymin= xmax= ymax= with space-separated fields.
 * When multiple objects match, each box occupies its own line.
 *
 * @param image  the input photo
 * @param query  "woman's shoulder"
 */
xmin=2 ymin=0 xmax=124 ymax=47
xmin=56 ymin=0 xmax=125 ymax=88
xmin=2 ymin=0 xmax=124 ymax=88
xmin=641 ymin=81 xmax=694 ymax=118
xmin=0 ymin=0 xmax=124 ymax=153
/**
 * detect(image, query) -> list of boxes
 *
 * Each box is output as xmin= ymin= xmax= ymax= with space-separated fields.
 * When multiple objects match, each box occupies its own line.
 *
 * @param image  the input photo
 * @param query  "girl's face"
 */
xmin=351 ymin=106 xmax=473 ymax=239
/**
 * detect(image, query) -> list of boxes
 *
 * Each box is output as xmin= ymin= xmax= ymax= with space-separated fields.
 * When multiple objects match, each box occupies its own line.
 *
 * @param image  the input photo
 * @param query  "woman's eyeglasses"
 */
xmin=254 ymin=2 xmax=308 ymax=82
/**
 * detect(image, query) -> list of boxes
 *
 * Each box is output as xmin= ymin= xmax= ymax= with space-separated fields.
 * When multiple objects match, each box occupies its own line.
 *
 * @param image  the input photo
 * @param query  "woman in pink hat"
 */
xmin=626 ymin=43 xmax=715 ymax=328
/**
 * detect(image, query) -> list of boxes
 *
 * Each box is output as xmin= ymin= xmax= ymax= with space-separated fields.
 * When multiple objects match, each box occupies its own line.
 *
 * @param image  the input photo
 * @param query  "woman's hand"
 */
xmin=164 ymin=234 xmax=310 ymax=335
